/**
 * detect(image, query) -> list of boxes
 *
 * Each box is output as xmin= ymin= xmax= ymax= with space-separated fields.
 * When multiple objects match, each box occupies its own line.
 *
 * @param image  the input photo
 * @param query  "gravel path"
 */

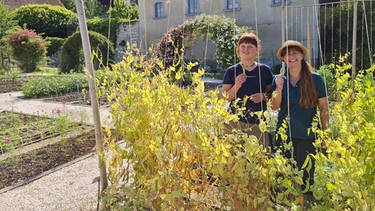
xmin=0 ymin=92 xmax=110 ymax=211
xmin=0 ymin=153 xmax=99 ymax=211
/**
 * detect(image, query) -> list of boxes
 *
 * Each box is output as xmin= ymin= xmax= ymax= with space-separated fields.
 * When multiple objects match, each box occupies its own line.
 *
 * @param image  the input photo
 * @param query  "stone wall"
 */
xmin=115 ymin=21 xmax=144 ymax=62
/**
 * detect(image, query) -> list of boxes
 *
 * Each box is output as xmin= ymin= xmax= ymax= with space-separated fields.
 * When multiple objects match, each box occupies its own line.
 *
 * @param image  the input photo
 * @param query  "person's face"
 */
xmin=283 ymin=48 xmax=304 ymax=68
xmin=238 ymin=43 xmax=257 ymax=60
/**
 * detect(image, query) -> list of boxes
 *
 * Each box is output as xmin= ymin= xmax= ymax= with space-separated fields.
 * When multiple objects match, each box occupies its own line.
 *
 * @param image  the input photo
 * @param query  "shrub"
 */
xmin=59 ymin=30 xmax=115 ymax=73
xmin=13 ymin=4 xmax=78 ymax=38
xmin=45 ymin=37 xmax=65 ymax=56
xmin=7 ymin=29 xmax=47 ymax=73
xmin=87 ymin=17 xmax=118 ymax=46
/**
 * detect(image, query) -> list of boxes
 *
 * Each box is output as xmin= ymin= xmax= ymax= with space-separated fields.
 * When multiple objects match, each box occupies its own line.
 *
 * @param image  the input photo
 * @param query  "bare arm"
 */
xmin=318 ymin=97 xmax=330 ymax=131
xmin=271 ymin=75 xmax=284 ymax=110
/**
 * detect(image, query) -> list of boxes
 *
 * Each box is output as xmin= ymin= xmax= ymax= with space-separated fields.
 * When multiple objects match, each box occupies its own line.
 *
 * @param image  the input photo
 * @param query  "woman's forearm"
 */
xmin=271 ymin=88 xmax=282 ymax=110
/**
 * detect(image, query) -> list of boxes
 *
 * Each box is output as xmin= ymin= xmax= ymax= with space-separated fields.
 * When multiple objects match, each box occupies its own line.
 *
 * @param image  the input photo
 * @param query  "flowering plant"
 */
xmin=7 ymin=29 xmax=47 ymax=72
xmin=155 ymin=14 xmax=250 ymax=71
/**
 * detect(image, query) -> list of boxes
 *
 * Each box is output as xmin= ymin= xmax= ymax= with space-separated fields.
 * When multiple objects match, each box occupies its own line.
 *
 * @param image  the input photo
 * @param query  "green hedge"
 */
xmin=45 ymin=37 xmax=65 ymax=56
xmin=13 ymin=4 xmax=78 ymax=38
xmin=59 ymin=30 xmax=115 ymax=73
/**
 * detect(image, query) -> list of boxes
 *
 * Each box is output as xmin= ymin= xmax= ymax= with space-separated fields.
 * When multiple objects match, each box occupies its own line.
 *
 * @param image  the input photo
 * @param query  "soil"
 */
xmin=0 ymin=78 xmax=25 ymax=93
xmin=0 ymin=79 xmax=99 ymax=191
xmin=0 ymin=131 xmax=96 ymax=190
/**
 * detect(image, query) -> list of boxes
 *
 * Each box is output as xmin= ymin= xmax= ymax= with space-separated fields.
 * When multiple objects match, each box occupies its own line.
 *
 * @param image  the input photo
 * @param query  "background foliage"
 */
xmin=13 ymin=4 xmax=78 ymax=38
xmin=0 ymin=3 xmax=20 ymax=69
xmin=59 ymin=30 xmax=115 ymax=73
xmin=319 ymin=1 xmax=375 ymax=70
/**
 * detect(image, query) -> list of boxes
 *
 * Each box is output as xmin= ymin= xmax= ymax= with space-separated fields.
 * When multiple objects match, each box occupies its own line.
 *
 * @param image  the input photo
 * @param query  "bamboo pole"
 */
xmin=75 ymin=0 xmax=108 ymax=191
xmin=281 ymin=0 xmax=285 ymax=72
xmin=308 ymin=24 xmax=311 ymax=64
xmin=352 ymin=0 xmax=358 ymax=79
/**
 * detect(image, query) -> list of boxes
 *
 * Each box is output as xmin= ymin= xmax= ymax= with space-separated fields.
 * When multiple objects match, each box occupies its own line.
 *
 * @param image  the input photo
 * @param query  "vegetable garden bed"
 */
xmin=0 ymin=111 xmax=96 ymax=190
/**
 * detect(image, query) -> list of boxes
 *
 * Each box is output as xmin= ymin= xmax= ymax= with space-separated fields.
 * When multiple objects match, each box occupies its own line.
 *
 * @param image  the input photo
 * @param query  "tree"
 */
xmin=109 ymin=0 xmax=139 ymax=20
xmin=61 ymin=0 xmax=108 ymax=18
xmin=0 ymin=3 xmax=20 ymax=69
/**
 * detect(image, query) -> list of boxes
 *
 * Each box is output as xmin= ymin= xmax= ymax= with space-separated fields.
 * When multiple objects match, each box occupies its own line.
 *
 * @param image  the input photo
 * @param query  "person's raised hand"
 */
xmin=235 ymin=74 xmax=247 ymax=88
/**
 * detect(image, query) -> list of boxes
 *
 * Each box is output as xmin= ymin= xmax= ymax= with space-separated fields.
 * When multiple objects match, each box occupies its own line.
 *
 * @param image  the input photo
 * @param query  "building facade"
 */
xmin=138 ymin=0 xmax=320 ymax=71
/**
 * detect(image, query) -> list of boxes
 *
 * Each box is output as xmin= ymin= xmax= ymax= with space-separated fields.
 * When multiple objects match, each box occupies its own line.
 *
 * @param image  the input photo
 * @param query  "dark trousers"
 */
xmin=275 ymin=137 xmax=316 ymax=191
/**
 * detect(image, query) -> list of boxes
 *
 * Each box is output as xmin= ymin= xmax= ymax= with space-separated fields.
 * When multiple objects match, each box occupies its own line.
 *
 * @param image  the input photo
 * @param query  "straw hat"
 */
xmin=277 ymin=40 xmax=308 ymax=61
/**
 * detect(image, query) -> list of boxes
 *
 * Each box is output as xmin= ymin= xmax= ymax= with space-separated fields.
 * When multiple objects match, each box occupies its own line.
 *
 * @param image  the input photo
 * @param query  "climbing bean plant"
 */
xmin=99 ymin=45 xmax=375 ymax=210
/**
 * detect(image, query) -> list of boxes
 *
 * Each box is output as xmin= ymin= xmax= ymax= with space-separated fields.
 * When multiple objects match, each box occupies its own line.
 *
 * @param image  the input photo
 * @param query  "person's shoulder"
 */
xmin=312 ymin=72 xmax=325 ymax=83
xmin=226 ymin=63 xmax=240 ymax=71
xmin=312 ymin=72 xmax=324 ymax=79
xmin=258 ymin=62 xmax=271 ymax=69
xmin=258 ymin=63 xmax=273 ymax=75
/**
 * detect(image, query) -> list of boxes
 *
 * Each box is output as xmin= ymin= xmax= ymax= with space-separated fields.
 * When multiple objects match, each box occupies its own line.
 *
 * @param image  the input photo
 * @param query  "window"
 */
xmin=271 ymin=0 xmax=291 ymax=6
xmin=187 ymin=0 xmax=199 ymax=15
xmin=226 ymin=0 xmax=240 ymax=11
xmin=154 ymin=2 xmax=165 ymax=19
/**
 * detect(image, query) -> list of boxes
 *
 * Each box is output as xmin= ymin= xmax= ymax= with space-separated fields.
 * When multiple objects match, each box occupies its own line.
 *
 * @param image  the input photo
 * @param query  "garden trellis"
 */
xmin=283 ymin=0 xmax=374 ymax=77
xmin=135 ymin=0 xmax=375 ymax=79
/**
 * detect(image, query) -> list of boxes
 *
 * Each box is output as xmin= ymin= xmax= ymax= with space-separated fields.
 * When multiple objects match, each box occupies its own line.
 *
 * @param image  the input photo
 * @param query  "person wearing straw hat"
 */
xmin=221 ymin=32 xmax=273 ymax=148
xmin=271 ymin=40 xmax=330 ymax=203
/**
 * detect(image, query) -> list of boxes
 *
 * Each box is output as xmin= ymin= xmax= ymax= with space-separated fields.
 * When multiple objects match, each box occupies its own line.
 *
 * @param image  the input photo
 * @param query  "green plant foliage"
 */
xmin=99 ymin=44 xmax=375 ymax=209
xmin=45 ymin=37 xmax=65 ymax=56
xmin=0 ymin=2 xmax=20 ymax=70
xmin=21 ymin=74 xmax=88 ymax=98
xmin=98 ymin=46 xmax=298 ymax=210
xmin=319 ymin=2 xmax=375 ymax=69
xmin=312 ymin=63 xmax=375 ymax=210
xmin=82 ymin=0 xmax=108 ymax=19
xmin=7 ymin=29 xmax=47 ymax=73
xmin=86 ymin=17 xmax=119 ymax=46
xmin=59 ymin=30 xmax=115 ymax=73
xmin=155 ymin=14 xmax=250 ymax=72
xmin=61 ymin=0 xmax=76 ymax=12
xmin=13 ymin=4 xmax=78 ymax=38
xmin=109 ymin=0 xmax=138 ymax=20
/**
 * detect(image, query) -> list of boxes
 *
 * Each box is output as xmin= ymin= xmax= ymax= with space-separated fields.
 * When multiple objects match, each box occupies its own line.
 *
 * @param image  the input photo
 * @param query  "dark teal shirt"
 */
xmin=272 ymin=72 xmax=327 ymax=139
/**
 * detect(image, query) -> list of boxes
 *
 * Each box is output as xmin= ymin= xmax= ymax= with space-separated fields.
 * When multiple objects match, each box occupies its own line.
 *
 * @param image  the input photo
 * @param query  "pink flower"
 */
xmin=62 ymin=100 xmax=68 ymax=104
xmin=56 ymin=108 xmax=61 ymax=114
xmin=5 ymin=138 xmax=11 ymax=143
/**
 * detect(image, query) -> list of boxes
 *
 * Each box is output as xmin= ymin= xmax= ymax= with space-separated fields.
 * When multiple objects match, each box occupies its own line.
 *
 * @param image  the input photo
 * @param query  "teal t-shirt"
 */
xmin=272 ymin=72 xmax=327 ymax=139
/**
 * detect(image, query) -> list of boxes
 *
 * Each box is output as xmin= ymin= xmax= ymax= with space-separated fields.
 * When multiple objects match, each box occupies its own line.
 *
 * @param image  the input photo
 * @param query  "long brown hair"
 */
xmin=279 ymin=45 xmax=318 ymax=108
xmin=300 ymin=59 xmax=318 ymax=108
